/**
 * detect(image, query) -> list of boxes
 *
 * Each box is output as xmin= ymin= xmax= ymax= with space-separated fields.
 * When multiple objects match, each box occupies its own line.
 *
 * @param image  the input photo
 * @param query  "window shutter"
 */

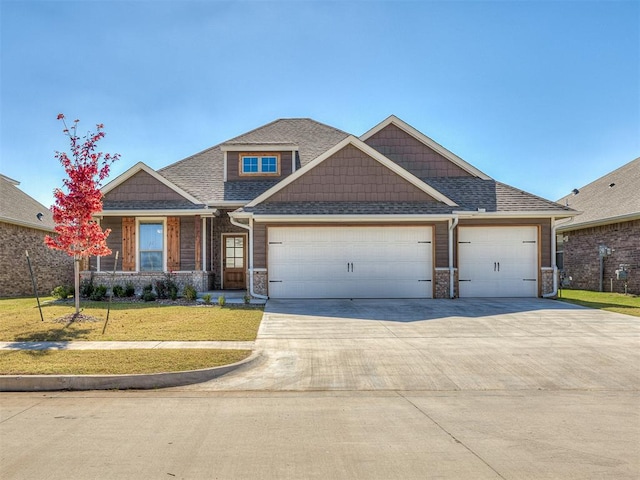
xmin=122 ymin=217 xmax=136 ymax=271
xmin=167 ymin=217 xmax=180 ymax=271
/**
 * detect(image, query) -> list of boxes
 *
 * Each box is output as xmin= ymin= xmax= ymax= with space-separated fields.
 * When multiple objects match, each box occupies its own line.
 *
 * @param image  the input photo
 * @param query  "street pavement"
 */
xmin=1 ymin=298 xmax=639 ymax=479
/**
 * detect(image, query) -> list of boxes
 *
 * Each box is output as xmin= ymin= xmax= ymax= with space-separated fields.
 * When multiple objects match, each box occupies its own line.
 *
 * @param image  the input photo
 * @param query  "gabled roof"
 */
xmin=0 ymin=174 xmax=55 ymax=231
xmin=360 ymin=115 xmax=491 ymax=180
xmin=557 ymin=157 xmax=640 ymax=230
xmin=245 ymin=135 xmax=458 ymax=208
xmin=159 ymin=119 xmax=349 ymax=205
xmin=422 ymin=177 xmax=573 ymax=214
xmin=102 ymin=162 xmax=204 ymax=206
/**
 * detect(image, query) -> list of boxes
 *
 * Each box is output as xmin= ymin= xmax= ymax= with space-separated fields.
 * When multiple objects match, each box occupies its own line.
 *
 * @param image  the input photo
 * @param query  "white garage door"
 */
xmin=458 ymin=226 xmax=538 ymax=297
xmin=268 ymin=226 xmax=433 ymax=298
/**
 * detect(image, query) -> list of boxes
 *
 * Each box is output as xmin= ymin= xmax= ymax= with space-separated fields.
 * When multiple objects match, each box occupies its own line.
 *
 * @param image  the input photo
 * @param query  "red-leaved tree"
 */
xmin=45 ymin=114 xmax=119 ymax=315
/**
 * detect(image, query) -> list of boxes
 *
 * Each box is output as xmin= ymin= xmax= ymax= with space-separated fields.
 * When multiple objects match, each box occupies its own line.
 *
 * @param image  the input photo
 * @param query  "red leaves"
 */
xmin=45 ymin=114 xmax=120 ymax=259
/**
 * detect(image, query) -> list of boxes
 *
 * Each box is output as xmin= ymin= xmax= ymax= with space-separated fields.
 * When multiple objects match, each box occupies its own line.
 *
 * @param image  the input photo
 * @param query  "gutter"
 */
xmin=448 ymin=216 xmax=459 ymax=298
xmin=228 ymin=213 xmax=268 ymax=300
xmin=541 ymin=216 xmax=573 ymax=298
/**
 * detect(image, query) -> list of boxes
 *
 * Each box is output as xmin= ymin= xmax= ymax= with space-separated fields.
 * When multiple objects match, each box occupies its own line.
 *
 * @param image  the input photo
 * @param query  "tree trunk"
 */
xmin=74 ymin=257 xmax=80 ymax=315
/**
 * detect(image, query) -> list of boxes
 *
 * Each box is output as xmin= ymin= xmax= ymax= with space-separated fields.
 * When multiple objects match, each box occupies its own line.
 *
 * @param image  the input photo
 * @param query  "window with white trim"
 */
xmin=139 ymin=222 xmax=164 ymax=271
xmin=240 ymin=153 xmax=280 ymax=176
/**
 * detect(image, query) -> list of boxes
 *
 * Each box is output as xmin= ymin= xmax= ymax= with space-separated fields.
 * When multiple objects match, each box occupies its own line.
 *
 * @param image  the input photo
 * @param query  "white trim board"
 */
xmin=101 ymin=162 xmax=204 ymax=206
xmin=360 ymin=115 xmax=491 ymax=180
xmin=245 ymin=136 xmax=458 ymax=208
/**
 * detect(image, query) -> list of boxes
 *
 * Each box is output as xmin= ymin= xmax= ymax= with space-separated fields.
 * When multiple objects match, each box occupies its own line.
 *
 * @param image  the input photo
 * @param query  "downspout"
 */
xmin=542 ymin=216 xmax=572 ymax=298
xmin=229 ymin=215 xmax=268 ymax=300
xmin=448 ymin=216 xmax=459 ymax=299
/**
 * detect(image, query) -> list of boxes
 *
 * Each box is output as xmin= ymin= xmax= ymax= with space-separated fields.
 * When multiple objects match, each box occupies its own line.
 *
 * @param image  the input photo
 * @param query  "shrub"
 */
xmin=112 ymin=284 xmax=125 ymax=298
xmin=243 ymin=293 xmax=251 ymax=304
xmin=80 ymin=278 xmax=94 ymax=298
xmin=183 ymin=284 xmax=197 ymax=301
xmin=142 ymin=291 xmax=157 ymax=302
xmin=51 ymin=285 xmax=72 ymax=300
xmin=90 ymin=284 xmax=107 ymax=301
xmin=155 ymin=273 xmax=179 ymax=300
xmin=202 ymin=293 xmax=212 ymax=305
xmin=218 ymin=295 xmax=226 ymax=306
xmin=124 ymin=282 xmax=136 ymax=297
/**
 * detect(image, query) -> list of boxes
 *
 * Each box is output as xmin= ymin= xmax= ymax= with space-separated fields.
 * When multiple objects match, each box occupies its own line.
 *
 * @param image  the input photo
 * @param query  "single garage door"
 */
xmin=458 ymin=226 xmax=538 ymax=297
xmin=268 ymin=226 xmax=433 ymax=298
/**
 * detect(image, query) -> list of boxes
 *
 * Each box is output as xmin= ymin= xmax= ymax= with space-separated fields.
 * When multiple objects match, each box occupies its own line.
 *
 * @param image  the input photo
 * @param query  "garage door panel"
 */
xmin=459 ymin=226 xmax=538 ymax=298
xmin=268 ymin=226 xmax=432 ymax=299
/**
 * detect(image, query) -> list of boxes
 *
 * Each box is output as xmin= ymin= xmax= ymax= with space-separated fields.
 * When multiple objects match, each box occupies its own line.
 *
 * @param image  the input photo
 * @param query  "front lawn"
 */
xmin=0 ymin=349 xmax=250 ymax=375
xmin=557 ymin=289 xmax=640 ymax=317
xmin=0 ymin=297 xmax=263 ymax=342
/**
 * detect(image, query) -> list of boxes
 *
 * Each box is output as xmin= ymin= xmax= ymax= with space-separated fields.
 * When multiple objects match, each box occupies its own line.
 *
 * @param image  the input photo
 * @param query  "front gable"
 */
xmin=102 ymin=162 xmax=205 ymax=209
xmin=361 ymin=115 xmax=491 ymax=179
xmin=246 ymin=136 xmax=457 ymax=208
xmin=267 ymin=144 xmax=440 ymax=203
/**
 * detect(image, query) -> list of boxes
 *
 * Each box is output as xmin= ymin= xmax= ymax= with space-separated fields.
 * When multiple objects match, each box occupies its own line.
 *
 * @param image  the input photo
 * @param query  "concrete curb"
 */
xmin=0 ymin=351 xmax=261 ymax=392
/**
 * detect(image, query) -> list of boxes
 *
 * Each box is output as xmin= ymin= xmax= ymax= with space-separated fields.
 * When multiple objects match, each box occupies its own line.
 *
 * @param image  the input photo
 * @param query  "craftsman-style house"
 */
xmin=88 ymin=115 xmax=575 ymax=299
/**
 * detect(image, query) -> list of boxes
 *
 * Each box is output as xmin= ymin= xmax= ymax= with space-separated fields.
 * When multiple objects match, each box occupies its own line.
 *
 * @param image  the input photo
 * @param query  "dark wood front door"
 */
xmin=223 ymin=235 xmax=246 ymax=289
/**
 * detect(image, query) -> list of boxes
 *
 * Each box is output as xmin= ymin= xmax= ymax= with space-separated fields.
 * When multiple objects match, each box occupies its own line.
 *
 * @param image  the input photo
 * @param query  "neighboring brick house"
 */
xmin=557 ymin=158 xmax=640 ymax=294
xmin=0 ymin=174 xmax=74 ymax=297
xmin=92 ymin=115 xmax=575 ymax=299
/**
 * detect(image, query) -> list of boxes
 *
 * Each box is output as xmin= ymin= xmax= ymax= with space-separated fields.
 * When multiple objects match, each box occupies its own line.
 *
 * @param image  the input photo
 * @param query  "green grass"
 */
xmin=557 ymin=289 xmax=640 ymax=317
xmin=0 ymin=297 xmax=263 ymax=342
xmin=0 ymin=297 xmax=262 ymax=375
xmin=0 ymin=349 xmax=250 ymax=375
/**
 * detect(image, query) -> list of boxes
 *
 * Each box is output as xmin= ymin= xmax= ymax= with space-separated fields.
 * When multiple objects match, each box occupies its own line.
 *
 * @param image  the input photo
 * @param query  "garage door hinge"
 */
xmin=522 ymin=241 xmax=536 ymax=244
xmin=459 ymin=279 xmax=471 ymax=282
xmin=269 ymin=280 xmax=283 ymax=283
xmin=418 ymin=241 xmax=431 ymax=244
xmin=418 ymin=279 xmax=432 ymax=282
xmin=269 ymin=242 xmax=283 ymax=245
xmin=459 ymin=241 xmax=471 ymax=244
xmin=523 ymin=278 xmax=536 ymax=281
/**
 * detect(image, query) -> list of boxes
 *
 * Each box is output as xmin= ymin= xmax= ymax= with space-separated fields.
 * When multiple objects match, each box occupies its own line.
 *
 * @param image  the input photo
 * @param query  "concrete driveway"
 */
xmin=181 ymin=297 xmax=640 ymax=392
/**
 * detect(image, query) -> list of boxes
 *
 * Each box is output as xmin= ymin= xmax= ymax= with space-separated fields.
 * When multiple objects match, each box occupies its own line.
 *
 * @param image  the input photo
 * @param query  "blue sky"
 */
xmin=1 ymin=0 xmax=638 ymax=208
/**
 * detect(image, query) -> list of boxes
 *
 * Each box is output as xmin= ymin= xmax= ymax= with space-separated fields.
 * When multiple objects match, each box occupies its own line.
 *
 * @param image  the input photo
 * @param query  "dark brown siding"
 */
xmin=365 ymin=123 xmax=472 ymax=178
xmin=211 ymin=211 xmax=250 ymax=289
xmin=227 ymin=151 xmax=293 ymax=181
xmin=268 ymin=144 xmax=439 ymax=203
xmin=434 ymin=221 xmax=449 ymax=268
xmin=104 ymin=170 xmax=186 ymax=202
xmin=253 ymin=223 xmax=267 ymax=268
xmin=181 ymin=217 xmax=196 ymax=270
xmin=457 ymin=218 xmax=552 ymax=267
xmin=100 ymin=217 xmax=123 ymax=271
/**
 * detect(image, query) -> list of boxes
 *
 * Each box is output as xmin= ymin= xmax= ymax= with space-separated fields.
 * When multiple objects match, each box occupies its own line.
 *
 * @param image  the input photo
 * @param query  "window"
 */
xmin=240 ymin=153 xmax=280 ymax=175
xmin=139 ymin=222 xmax=164 ymax=271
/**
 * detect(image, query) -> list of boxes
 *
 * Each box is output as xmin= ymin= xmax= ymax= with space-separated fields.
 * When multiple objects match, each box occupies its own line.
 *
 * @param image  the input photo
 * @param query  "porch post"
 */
xmin=195 ymin=215 xmax=201 ymax=271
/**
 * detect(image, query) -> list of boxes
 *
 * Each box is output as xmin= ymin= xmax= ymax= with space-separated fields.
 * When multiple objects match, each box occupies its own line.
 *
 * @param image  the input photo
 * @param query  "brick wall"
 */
xmin=0 ymin=222 xmax=74 ymax=297
xmin=562 ymin=219 xmax=639 ymax=294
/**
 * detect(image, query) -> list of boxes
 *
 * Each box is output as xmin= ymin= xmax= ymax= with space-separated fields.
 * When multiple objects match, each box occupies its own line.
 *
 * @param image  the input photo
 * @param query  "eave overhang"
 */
xmin=556 ymin=212 xmax=640 ymax=232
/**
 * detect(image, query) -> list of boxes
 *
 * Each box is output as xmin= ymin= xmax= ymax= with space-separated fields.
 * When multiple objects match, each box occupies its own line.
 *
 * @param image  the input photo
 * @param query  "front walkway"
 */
xmin=0 ymin=341 xmax=254 ymax=350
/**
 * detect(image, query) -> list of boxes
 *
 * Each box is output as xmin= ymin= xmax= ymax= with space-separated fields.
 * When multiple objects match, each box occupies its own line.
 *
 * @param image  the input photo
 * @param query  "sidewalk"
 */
xmin=0 ymin=341 xmax=254 ymax=351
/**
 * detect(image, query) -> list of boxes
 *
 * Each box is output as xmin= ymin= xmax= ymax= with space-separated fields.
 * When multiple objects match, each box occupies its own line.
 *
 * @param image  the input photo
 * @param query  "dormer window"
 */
xmin=240 ymin=153 xmax=280 ymax=176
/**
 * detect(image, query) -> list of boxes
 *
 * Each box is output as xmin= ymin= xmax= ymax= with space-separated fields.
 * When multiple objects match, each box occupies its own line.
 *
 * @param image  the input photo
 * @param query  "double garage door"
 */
xmin=268 ymin=226 xmax=433 ymax=299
